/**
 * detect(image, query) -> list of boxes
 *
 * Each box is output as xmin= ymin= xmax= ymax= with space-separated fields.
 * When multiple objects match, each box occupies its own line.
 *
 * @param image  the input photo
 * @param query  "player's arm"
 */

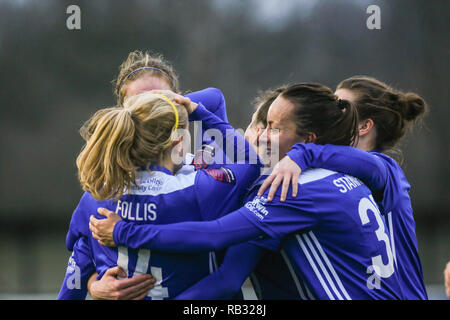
xmin=185 ymin=87 xmax=228 ymax=152
xmin=57 ymin=237 xmax=95 ymax=300
xmin=90 ymin=192 xmax=309 ymax=253
xmin=185 ymin=87 xmax=228 ymax=122
xmin=188 ymin=101 xmax=262 ymax=222
xmin=174 ymin=243 xmax=264 ymax=300
xmin=188 ymin=100 xmax=261 ymax=167
xmin=259 ymin=143 xmax=389 ymax=201
xmin=86 ymin=267 xmax=155 ymax=300
xmin=90 ymin=206 xmax=262 ymax=252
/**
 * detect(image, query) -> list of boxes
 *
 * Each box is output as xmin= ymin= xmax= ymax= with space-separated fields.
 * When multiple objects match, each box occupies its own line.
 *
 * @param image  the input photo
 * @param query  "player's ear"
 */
xmin=304 ymin=132 xmax=317 ymax=143
xmin=358 ymin=119 xmax=374 ymax=137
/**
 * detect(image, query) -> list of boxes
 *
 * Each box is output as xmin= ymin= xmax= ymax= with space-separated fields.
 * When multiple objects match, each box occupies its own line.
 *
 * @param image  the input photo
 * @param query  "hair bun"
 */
xmin=399 ymin=92 xmax=428 ymax=122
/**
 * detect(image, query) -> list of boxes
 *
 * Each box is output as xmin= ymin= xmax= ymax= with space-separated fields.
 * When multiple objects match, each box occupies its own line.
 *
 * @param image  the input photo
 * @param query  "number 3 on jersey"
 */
xmin=358 ymin=195 xmax=395 ymax=289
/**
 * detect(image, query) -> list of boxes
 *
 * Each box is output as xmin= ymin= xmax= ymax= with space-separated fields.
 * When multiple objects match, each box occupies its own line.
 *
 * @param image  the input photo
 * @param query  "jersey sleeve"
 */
xmin=238 ymin=192 xmax=319 ymax=243
xmin=173 ymin=243 xmax=264 ymax=300
xmin=112 ymin=185 xmax=317 ymax=253
xmin=185 ymin=88 xmax=228 ymax=152
xmin=286 ymin=143 xmax=388 ymax=192
xmin=57 ymin=237 xmax=96 ymax=300
xmin=112 ymin=206 xmax=264 ymax=252
xmin=66 ymin=192 xmax=112 ymax=251
xmin=66 ymin=192 xmax=94 ymax=251
xmin=190 ymin=103 xmax=262 ymax=221
xmin=185 ymin=87 xmax=228 ymax=122
xmin=370 ymin=152 xmax=410 ymax=208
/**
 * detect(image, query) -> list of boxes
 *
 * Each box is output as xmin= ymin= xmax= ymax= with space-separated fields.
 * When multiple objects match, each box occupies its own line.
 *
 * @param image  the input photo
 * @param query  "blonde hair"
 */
xmin=77 ymin=92 xmax=187 ymax=201
xmin=113 ymin=50 xmax=180 ymax=105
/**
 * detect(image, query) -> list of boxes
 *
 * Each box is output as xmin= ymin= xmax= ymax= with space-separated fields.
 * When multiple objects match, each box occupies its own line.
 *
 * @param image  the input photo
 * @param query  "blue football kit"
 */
xmin=110 ymin=168 xmax=406 ymax=300
xmin=162 ymin=143 xmax=428 ymax=300
xmin=285 ymin=143 xmax=428 ymax=300
xmin=57 ymin=89 xmax=262 ymax=300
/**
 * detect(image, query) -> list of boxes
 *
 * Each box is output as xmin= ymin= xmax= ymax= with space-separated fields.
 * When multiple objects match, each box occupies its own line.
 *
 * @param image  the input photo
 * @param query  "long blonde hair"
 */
xmin=77 ymin=92 xmax=187 ymax=201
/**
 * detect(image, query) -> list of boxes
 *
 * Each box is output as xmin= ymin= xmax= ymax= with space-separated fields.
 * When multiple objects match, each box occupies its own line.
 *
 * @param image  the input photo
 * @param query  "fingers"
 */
xmin=113 ymin=275 xmax=156 ymax=299
xmin=280 ymin=174 xmax=291 ymax=202
xmin=105 ymin=266 xmax=127 ymax=279
xmin=292 ymin=172 xmax=299 ymax=198
xmin=89 ymin=215 xmax=116 ymax=247
xmin=267 ymin=175 xmax=283 ymax=202
xmin=98 ymin=207 xmax=114 ymax=218
xmin=125 ymin=279 xmax=156 ymax=300
xmin=115 ymin=274 xmax=156 ymax=290
xmin=257 ymin=174 xmax=275 ymax=198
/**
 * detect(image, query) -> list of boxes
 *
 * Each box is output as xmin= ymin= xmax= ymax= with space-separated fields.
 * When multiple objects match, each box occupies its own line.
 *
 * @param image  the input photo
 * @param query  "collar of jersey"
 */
xmin=139 ymin=164 xmax=174 ymax=176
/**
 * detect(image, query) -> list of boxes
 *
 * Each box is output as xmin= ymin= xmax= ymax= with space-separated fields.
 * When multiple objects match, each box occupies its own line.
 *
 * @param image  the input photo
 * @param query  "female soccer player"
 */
xmin=258 ymin=76 xmax=429 ymax=299
xmin=58 ymin=88 xmax=261 ymax=300
xmin=58 ymin=50 xmax=234 ymax=300
xmin=91 ymin=83 xmax=407 ymax=299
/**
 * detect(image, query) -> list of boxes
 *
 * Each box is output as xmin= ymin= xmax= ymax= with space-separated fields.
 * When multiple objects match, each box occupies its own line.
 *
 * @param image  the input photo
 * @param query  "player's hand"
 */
xmin=151 ymin=89 xmax=197 ymax=114
xmin=89 ymin=208 xmax=121 ymax=246
xmin=444 ymin=261 xmax=450 ymax=297
xmin=257 ymin=155 xmax=301 ymax=202
xmin=88 ymin=267 xmax=156 ymax=300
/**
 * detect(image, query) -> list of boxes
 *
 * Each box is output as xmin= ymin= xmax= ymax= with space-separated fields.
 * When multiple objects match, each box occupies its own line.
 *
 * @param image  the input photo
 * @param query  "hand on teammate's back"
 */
xmin=88 ymin=267 xmax=156 ymax=300
xmin=90 ymin=208 xmax=121 ymax=247
xmin=258 ymin=155 xmax=302 ymax=202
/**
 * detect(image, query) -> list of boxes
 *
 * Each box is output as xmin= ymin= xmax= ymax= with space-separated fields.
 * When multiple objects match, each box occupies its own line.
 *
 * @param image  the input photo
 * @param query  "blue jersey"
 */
xmin=286 ymin=143 xmax=427 ymax=300
xmin=58 ymin=98 xmax=261 ymax=299
xmin=186 ymin=87 xmax=228 ymax=163
xmin=110 ymin=168 xmax=404 ymax=300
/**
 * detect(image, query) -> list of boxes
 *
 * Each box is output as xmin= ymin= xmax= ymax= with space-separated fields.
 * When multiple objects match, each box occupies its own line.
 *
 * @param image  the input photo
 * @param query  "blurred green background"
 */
xmin=0 ymin=0 xmax=448 ymax=299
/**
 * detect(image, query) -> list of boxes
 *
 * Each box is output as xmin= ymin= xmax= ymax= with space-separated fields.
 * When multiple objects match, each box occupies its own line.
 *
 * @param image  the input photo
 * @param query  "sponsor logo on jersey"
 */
xmin=192 ymin=144 xmax=215 ymax=170
xmin=245 ymin=196 xmax=269 ymax=220
xmin=205 ymin=167 xmax=236 ymax=184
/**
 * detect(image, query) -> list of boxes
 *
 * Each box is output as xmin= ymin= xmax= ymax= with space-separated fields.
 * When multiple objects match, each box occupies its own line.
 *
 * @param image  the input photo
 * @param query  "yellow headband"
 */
xmin=154 ymin=93 xmax=179 ymax=131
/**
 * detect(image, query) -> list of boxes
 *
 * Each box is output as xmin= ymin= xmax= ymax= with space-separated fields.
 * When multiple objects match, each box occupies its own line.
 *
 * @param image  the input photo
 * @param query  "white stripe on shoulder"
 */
xmin=298 ymin=168 xmax=337 ymax=185
xmin=128 ymin=168 xmax=197 ymax=196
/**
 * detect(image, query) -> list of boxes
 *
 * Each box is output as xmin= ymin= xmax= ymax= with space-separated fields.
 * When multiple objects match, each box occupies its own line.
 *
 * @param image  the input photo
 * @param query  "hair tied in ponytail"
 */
xmin=338 ymin=99 xmax=347 ymax=110
xmin=124 ymin=108 xmax=133 ymax=117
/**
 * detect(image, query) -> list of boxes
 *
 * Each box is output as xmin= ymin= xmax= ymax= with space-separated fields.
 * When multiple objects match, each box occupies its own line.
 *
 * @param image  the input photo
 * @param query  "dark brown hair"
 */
xmin=252 ymin=86 xmax=287 ymax=126
xmin=280 ymin=83 xmax=359 ymax=146
xmin=337 ymin=76 xmax=428 ymax=151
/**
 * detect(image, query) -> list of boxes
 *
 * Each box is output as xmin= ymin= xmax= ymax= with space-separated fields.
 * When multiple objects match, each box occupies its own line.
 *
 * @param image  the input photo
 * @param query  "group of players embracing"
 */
xmin=58 ymin=50 xmax=428 ymax=300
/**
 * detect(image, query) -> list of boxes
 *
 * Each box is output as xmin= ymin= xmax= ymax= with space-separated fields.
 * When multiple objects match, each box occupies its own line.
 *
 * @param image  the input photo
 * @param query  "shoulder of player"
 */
xmin=196 ymin=166 xmax=237 ymax=185
xmin=131 ymin=168 xmax=198 ymax=196
xmin=298 ymin=168 xmax=339 ymax=185
xmin=202 ymin=87 xmax=224 ymax=104
xmin=369 ymin=151 xmax=402 ymax=171
xmin=369 ymin=151 xmax=408 ymax=181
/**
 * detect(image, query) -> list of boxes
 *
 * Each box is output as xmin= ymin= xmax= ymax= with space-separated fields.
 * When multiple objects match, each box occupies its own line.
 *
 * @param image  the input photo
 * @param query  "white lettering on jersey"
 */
xmin=333 ymin=175 xmax=363 ymax=193
xmin=245 ymin=196 xmax=268 ymax=220
xmin=116 ymin=200 xmax=157 ymax=221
